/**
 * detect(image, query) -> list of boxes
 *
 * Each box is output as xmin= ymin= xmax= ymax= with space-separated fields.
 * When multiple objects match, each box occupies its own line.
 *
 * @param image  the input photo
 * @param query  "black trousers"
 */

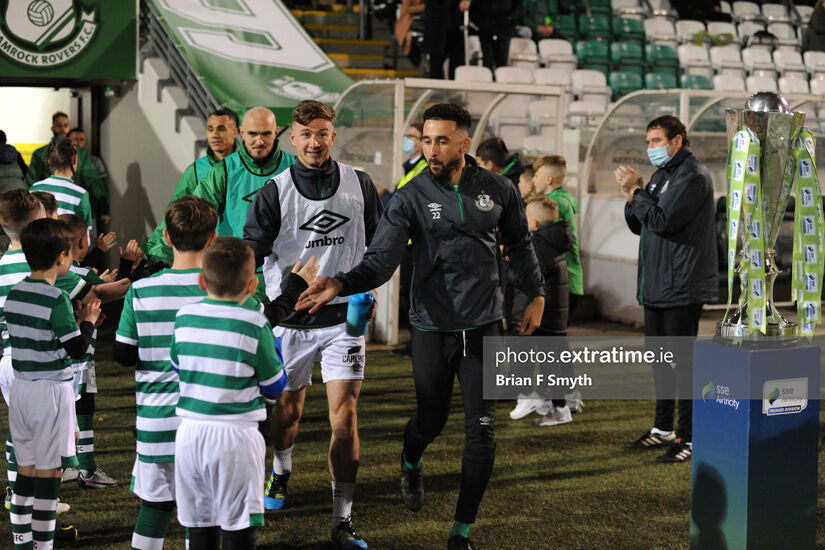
xmin=404 ymin=322 xmax=500 ymax=524
xmin=644 ymin=304 xmax=702 ymax=441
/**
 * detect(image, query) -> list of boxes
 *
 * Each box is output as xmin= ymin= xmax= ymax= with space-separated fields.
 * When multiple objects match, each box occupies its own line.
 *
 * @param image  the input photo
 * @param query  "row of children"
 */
xmin=1 ymin=188 xmax=315 ymax=549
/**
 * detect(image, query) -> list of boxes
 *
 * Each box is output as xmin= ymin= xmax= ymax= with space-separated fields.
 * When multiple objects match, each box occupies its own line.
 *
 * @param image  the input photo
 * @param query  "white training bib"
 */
xmin=263 ymin=162 xmax=366 ymax=304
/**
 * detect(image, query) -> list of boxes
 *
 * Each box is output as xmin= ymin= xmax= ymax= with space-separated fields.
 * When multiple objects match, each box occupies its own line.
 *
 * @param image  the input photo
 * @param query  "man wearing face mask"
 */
xmin=615 ymin=115 xmax=718 ymax=464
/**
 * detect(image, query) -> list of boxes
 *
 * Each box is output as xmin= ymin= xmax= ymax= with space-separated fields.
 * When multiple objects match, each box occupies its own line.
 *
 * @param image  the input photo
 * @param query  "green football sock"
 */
xmin=76 ymin=414 xmax=96 ymax=472
xmin=131 ymin=503 xmax=173 ymax=549
xmin=449 ymin=521 xmax=471 ymax=540
xmin=403 ymin=453 xmax=422 ymax=470
xmin=31 ymin=477 xmax=60 ymax=547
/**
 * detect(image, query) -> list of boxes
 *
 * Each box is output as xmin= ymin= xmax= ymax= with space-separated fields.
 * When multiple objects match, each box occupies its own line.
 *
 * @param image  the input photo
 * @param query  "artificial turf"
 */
xmin=0 ymin=327 xmax=822 ymax=549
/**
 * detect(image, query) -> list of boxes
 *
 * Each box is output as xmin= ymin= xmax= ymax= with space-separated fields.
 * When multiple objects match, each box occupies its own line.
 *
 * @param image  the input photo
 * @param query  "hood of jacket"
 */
xmin=533 ymin=218 xmax=573 ymax=254
xmin=0 ymin=144 xmax=17 ymax=164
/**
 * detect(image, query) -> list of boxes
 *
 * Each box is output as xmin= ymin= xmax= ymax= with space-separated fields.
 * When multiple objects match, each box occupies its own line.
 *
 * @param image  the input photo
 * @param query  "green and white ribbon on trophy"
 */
xmin=725 ymin=128 xmax=767 ymax=336
xmin=790 ymin=129 xmax=825 ymax=336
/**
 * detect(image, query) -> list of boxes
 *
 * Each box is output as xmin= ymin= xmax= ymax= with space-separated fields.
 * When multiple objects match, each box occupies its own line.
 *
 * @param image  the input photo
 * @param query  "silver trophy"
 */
xmin=717 ymin=92 xmax=806 ymax=339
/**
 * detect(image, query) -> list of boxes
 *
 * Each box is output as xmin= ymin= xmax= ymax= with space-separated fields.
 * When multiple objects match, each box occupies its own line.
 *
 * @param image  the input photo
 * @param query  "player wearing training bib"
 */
xmin=144 ymin=108 xmax=240 ymax=264
xmin=244 ymin=100 xmax=382 ymax=550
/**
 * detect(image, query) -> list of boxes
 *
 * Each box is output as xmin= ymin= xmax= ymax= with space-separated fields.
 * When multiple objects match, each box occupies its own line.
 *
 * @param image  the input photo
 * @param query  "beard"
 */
xmin=428 ymin=155 xmax=462 ymax=182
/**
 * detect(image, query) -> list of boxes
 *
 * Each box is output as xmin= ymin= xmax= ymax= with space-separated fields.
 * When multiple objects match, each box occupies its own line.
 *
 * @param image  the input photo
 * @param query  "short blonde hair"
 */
xmin=524 ymin=195 xmax=559 ymax=226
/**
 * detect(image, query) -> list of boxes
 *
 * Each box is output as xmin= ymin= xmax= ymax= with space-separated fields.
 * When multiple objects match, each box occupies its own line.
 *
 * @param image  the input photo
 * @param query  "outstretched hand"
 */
xmin=295 ymin=276 xmax=343 ymax=314
xmin=290 ymin=256 xmax=320 ymax=285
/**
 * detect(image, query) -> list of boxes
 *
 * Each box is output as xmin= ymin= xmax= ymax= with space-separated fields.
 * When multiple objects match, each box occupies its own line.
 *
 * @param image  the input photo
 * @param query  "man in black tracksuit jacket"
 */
xmin=300 ymin=103 xmax=545 ymax=550
xmin=616 ymin=115 xmax=718 ymax=464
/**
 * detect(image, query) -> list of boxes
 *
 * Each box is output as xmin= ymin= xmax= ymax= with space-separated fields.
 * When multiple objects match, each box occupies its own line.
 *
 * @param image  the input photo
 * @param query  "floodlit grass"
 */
xmin=0 ymin=327 xmax=822 ymax=549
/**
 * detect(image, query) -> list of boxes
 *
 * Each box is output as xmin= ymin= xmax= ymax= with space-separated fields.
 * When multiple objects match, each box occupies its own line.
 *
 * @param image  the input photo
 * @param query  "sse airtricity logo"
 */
xmin=0 ymin=0 xmax=98 ymax=67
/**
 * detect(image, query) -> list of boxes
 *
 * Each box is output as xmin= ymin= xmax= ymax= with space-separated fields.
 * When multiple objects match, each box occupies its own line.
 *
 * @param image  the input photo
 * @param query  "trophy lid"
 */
xmin=746 ymin=91 xmax=790 ymax=113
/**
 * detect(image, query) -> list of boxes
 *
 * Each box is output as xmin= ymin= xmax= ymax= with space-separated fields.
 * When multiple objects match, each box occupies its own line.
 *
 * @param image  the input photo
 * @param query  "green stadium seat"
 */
xmin=681 ymin=74 xmax=713 ymax=89
xmin=611 ymin=42 xmax=644 ymax=77
xmin=557 ymin=15 xmax=578 ymax=39
xmin=613 ymin=18 xmax=645 ymax=43
xmin=578 ymin=14 xmax=611 ymax=40
xmin=577 ymin=39 xmax=611 ymax=76
xmin=609 ymin=71 xmax=643 ymax=100
xmin=645 ymin=72 xmax=678 ymax=89
xmin=646 ymin=44 xmax=680 ymax=80
xmin=587 ymin=0 xmax=612 ymax=14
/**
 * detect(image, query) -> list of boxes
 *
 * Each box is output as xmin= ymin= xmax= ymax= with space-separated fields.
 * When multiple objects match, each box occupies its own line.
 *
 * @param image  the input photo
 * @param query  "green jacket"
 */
xmin=193 ymin=141 xmax=295 ymax=239
xmin=143 ymin=144 xmax=236 ymax=263
xmin=25 ymin=144 xmax=109 ymax=217
xmin=548 ymin=187 xmax=582 ymax=295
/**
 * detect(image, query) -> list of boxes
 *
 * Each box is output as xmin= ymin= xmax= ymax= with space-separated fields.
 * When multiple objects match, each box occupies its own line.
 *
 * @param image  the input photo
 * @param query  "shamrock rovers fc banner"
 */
xmin=0 ymin=0 xmax=137 ymax=81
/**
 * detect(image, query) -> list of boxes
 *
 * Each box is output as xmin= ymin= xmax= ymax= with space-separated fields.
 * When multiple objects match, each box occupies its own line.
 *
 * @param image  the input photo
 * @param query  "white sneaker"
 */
xmin=78 ymin=467 xmax=118 ymax=488
xmin=535 ymin=405 xmax=573 ymax=426
xmin=565 ymin=391 xmax=585 ymax=414
xmin=61 ymin=467 xmax=79 ymax=482
xmin=56 ymin=499 xmax=70 ymax=515
xmin=509 ymin=391 xmax=544 ymax=420
xmin=535 ymin=399 xmax=554 ymax=416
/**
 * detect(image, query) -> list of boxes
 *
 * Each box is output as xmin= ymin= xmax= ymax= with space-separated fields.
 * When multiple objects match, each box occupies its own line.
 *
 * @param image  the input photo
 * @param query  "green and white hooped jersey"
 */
xmin=262 ymin=162 xmax=366 ymax=304
xmin=67 ymin=263 xmax=103 ymax=373
xmin=6 ymin=278 xmax=80 ymax=382
xmin=171 ymin=298 xmax=284 ymax=423
xmin=30 ymin=176 xmax=94 ymax=229
xmin=115 ymin=269 xmax=206 ymax=463
xmin=0 ymin=249 xmax=86 ymax=353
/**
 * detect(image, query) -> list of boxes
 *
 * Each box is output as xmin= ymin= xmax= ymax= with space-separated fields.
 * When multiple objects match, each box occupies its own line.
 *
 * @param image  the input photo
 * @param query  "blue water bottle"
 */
xmin=346 ymin=292 xmax=374 ymax=337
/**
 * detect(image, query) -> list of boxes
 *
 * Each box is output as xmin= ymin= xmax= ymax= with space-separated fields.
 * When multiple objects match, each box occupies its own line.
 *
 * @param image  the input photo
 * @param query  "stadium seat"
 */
xmin=528 ymin=100 xmax=561 ymax=139
xmin=778 ymin=75 xmax=810 ymax=95
xmin=810 ymin=77 xmax=825 ymax=96
xmin=579 ymin=14 xmax=612 ymax=40
xmin=773 ymin=49 xmax=807 ymax=78
xmin=767 ymin=22 xmax=799 ymax=49
xmin=613 ymin=0 xmax=648 ymax=21
xmin=567 ymin=100 xmax=607 ymax=128
xmin=706 ymin=21 xmax=738 ymax=43
xmin=538 ymin=39 xmax=577 ymax=74
xmin=746 ymin=74 xmax=778 ymax=92
xmin=676 ymin=20 xmax=706 ymax=45
xmin=713 ymin=74 xmax=746 ymax=90
xmin=678 ymin=44 xmax=713 ymax=79
xmin=737 ymin=21 xmax=766 ymax=46
xmin=588 ymin=0 xmax=613 ymax=15
xmin=557 ymin=15 xmax=579 ymax=40
xmin=491 ymin=96 xmax=530 ymax=153
xmin=761 ymin=3 xmax=790 ymax=24
xmin=803 ymin=51 xmax=825 ymax=78
xmin=609 ymin=71 xmax=644 ymax=100
xmin=732 ymin=2 xmax=764 ymax=22
xmin=646 ymin=44 xmax=680 ymax=79
xmin=576 ymin=40 xmax=611 ymax=76
xmin=522 ymin=135 xmax=557 ymax=157
xmin=614 ymin=18 xmax=646 ymax=43
xmin=644 ymin=18 xmax=678 ymax=51
xmin=720 ymin=1 xmax=732 ymax=14
xmin=495 ymin=66 xmax=534 ymax=84
xmin=680 ymin=74 xmax=713 ymax=89
xmin=611 ymin=42 xmax=645 ymax=77
xmin=534 ymin=68 xmax=572 ymax=87
xmin=645 ymin=72 xmax=677 ymax=89
xmin=742 ymin=47 xmax=775 ymax=76
xmin=508 ymin=38 xmax=539 ymax=69
xmin=710 ymin=45 xmax=744 ymax=77
xmin=454 ymin=65 xmax=493 ymax=82
xmin=571 ymin=69 xmax=611 ymax=106
xmin=796 ymin=6 xmax=814 ymax=25
xmin=647 ymin=0 xmax=678 ymax=20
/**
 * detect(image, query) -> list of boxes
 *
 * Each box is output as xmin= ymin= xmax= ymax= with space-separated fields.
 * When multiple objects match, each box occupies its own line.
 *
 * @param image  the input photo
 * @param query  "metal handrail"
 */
xmin=139 ymin=0 xmax=220 ymax=124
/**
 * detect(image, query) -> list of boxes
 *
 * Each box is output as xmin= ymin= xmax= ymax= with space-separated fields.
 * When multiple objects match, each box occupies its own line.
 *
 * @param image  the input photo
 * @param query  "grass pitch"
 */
xmin=0 ymin=326 xmax=822 ymax=549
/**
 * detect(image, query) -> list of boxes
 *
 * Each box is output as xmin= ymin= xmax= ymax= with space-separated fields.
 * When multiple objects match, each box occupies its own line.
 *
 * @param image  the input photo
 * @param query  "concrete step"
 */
xmin=314 ymin=37 xmax=391 ymax=55
xmin=304 ymin=23 xmax=359 ymax=39
xmin=343 ymin=67 xmax=422 ymax=80
xmin=327 ymin=52 xmax=387 ymax=69
xmin=292 ymin=9 xmax=360 ymax=26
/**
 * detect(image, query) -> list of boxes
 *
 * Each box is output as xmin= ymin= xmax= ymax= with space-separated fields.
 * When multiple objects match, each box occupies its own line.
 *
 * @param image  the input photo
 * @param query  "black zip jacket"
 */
xmin=624 ymin=147 xmax=719 ymax=308
xmin=244 ymin=157 xmax=383 ymax=327
xmin=336 ymin=155 xmax=545 ymax=331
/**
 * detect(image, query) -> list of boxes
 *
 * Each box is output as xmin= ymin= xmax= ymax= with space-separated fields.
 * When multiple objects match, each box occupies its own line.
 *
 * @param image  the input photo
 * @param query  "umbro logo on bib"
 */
xmin=300 ymin=210 xmax=350 ymax=235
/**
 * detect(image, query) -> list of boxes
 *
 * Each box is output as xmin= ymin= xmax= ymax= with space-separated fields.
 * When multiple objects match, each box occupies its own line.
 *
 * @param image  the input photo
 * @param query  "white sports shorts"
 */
xmin=9 ymin=379 xmax=77 ymax=470
xmin=131 ymin=459 xmax=175 ymax=503
xmin=175 ymin=419 xmax=265 ymax=530
xmin=274 ymin=323 xmax=365 ymax=391
xmin=0 ymin=354 xmax=12 ymax=404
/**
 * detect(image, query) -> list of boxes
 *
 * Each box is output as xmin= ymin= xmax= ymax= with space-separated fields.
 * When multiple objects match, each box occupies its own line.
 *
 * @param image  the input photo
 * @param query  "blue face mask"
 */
xmin=647 ymin=144 xmax=671 ymax=168
xmin=403 ymin=136 xmax=416 ymax=156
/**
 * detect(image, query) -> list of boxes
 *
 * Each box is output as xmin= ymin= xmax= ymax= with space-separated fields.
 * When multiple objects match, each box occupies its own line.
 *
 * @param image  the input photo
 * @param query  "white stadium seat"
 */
xmin=778 ymin=75 xmax=810 ymax=95
xmin=538 ymin=39 xmax=577 ymax=74
xmin=676 ymin=20 xmax=705 ymax=45
xmin=508 ymin=38 xmax=539 ymax=69
xmin=710 ymin=45 xmax=744 ymax=77
xmin=742 ymin=47 xmax=775 ymax=76
xmin=773 ymin=49 xmax=807 ymax=78
xmin=495 ymin=66 xmax=534 ymax=84
xmin=746 ymin=74 xmax=778 ymax=92
xmin=713 ymin=74 xmax=746 ymax=91
xmin=454 ymin=65 xmax=493 ymax=82
xmin=678 ymin=44 xmax=713 ymax=79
